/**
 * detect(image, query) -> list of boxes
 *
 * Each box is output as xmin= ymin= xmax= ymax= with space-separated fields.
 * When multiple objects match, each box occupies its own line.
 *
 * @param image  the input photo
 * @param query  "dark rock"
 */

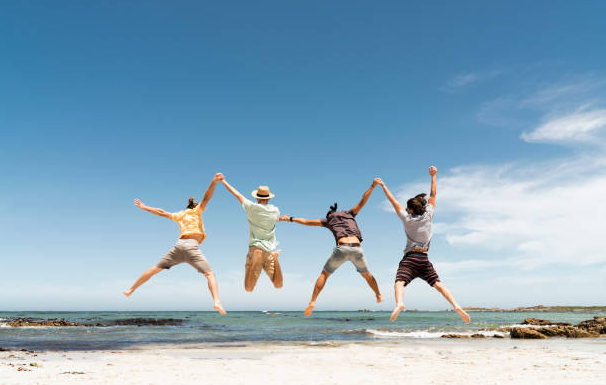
xmin=8 ymin=318 xmax=83 ymax=327
xmin=111 ymin=318 xmax=184 ymax=326
xmin=492 ymin=334 xmax=505 ymax=338
xmin=0 ymin=347 xmax=10 ymax=351
xmin=470 ymin=334 xmax=486 ymax=338
xmin=510 ymin=327 xmax=548 ymax=339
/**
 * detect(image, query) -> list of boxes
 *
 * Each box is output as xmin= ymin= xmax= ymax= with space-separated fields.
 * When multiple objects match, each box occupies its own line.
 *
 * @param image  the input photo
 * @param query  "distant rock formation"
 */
xmin=4 ymin=317 xmax=184 ymax=327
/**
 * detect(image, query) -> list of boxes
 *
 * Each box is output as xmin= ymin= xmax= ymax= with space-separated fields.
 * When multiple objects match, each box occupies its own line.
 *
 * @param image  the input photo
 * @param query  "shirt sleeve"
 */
xmin=194 ymin=203 xmax=203 ymax=214
xmin=320 ymin=218 xmax=327 ymax=227
xmin=170 ymin=211 xmax=184 ymax=221
xmin=425 ymin=204 xmax=435 ymax=219
xmin=397 ymin=210 xmax=409 ymax=222
xmin=241 ymin=198 xmax=253 ymax=211
xmin=348 ymin=209 xmax=357 ymax=217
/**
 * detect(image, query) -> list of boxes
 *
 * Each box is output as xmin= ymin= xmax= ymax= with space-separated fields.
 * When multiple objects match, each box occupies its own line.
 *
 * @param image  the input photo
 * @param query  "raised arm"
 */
xmin=428 ymin=166 xmax=437 ymax=207
xmin=375 ymin=178 xmax=403 ymax=213
xmin=221 ymin=178 xmax=245 ymax=204
xmin=279 ymin=215 xmax=323 ymax=226
xmin=351 ymin=179 xmax=379 ymax=215
xmin=134 ymin=199 xmax=172 ymax=219
xmin=198 ymin=173 xmax=223 ymax=211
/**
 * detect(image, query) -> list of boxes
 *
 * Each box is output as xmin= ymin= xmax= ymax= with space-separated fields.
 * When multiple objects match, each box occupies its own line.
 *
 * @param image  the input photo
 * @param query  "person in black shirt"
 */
xmin=280 ymin=179 xmax=383 ymax=316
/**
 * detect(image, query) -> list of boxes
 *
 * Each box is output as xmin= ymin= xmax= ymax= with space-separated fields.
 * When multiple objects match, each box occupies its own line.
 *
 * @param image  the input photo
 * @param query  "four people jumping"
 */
xmin=124 ymin=167 xmax=470 ymax=324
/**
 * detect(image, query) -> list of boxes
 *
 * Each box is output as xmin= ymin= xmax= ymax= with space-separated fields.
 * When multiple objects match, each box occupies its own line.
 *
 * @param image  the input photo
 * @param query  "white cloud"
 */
xmin=390 ymin=155 xmax=606 ymax=269
xmin=521 ymin=107 xmax=606 ymax=143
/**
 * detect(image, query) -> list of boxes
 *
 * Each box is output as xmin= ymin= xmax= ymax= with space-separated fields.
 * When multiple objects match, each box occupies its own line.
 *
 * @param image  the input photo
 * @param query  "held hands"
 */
xmin=373 ymin=177 xmax=384 ymax=188
xmin=134 ymin=199 xmax=145 ymax=209
xmin=213 ymin=173 xmax=225 ymax=182
xmin=429 ymin=166 xmax=437 ymax=176
xmin=279 ymin=214 xmax=290 ymax=222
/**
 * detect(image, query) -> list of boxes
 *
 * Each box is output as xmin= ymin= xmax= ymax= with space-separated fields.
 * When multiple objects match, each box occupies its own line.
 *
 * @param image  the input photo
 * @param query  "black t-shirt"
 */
xmin=320 ymin=209 xmax=363 ymax=244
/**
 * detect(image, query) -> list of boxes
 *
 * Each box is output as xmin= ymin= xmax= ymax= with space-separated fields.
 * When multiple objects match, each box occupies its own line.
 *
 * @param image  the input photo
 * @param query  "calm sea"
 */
xmin=1 ymin=311 xmax=604 ymax=350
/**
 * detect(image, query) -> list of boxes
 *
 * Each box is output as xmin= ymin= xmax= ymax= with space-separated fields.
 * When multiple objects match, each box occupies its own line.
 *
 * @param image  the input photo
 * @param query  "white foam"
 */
xmin=365 ymin=329 xmax=507 ymax=339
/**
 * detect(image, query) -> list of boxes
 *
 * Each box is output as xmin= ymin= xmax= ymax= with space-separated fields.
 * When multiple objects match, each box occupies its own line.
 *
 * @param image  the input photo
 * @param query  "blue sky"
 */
xmin=2 ymin=1 xmax=606 ymax=311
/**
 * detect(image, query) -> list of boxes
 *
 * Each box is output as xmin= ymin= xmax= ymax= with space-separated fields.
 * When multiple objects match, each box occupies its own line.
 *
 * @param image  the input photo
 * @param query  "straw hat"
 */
xmin=251 ymin=185 xmax=275 ymax=199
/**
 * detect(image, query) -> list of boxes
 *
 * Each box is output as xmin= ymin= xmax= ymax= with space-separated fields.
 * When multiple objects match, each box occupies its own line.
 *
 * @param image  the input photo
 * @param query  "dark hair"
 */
xmin=407 ymin=193 xmax=427 ymax=216
xmin=187 ymin=197 xmax=198 ymax=209
xmin=326 ymin=202 xmax=338 ymax=218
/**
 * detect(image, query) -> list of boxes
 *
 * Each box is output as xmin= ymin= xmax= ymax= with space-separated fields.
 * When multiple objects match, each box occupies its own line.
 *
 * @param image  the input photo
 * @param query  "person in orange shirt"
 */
xmin=123 ymin=173 xmax=226 ymax=315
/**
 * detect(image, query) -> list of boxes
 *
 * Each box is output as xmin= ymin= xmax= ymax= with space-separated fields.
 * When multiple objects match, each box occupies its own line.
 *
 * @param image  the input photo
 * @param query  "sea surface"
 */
xmin=1 ymin=310 xmax=605 ymax=350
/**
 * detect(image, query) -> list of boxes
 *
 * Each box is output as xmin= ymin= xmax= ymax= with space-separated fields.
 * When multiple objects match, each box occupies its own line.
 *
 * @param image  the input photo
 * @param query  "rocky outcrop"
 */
xmin=522 ymin=318 xmax=571 ymax=326
xmin=110 ymin=318 xmax=183 ymax=326
xmin=575 ymin=316 xmax=606 ymax=335
xmin=510 ymin=317 xmax=605 ymax=339
xmin=510 ymin=327 xmax=549 ymax=339
xmin=5 ymin=317 xmax=184 ymax=327
xmin=535 ymin=326 xmax=597 ymax=338
xmin=7 ymin=318 xmax=83 ymax=327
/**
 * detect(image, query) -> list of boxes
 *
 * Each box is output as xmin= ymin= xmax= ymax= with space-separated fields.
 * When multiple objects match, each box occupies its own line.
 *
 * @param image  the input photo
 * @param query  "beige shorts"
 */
xmin=156 ymin=239 xmax=212 ymax=274
xmin=245 ymin=246 xmax=276 ymax=282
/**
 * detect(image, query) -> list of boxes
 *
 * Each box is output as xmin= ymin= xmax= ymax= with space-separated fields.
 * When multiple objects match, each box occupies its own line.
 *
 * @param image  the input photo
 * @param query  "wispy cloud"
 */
xmin=477 ymin=74 xmax=606 ymax=141
xmin=521 ymin=106 xmax=606 ymax=144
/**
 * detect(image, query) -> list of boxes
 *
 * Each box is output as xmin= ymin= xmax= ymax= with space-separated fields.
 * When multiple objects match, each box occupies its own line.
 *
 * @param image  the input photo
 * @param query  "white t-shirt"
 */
xmin=397 ymin=204 xmax=434 ymax=253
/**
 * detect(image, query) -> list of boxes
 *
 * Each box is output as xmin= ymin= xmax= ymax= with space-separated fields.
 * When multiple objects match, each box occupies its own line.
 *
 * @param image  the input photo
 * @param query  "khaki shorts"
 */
xmin=156 ymin=239 xmax=212 ymax=274
xmin=323 ymin=245 xmax=369 ymax=274
xmin=245 ymin=246 xmax=277 ymax=283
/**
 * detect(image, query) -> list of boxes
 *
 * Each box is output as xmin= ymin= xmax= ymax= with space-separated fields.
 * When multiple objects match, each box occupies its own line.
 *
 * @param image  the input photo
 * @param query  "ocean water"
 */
xmin=1 ymin=310 xmax=604 ymax=350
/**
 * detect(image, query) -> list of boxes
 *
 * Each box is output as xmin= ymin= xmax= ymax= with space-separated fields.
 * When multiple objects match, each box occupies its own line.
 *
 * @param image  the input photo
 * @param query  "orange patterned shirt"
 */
xmin=171 ymin=204 xmax=206 ymax=243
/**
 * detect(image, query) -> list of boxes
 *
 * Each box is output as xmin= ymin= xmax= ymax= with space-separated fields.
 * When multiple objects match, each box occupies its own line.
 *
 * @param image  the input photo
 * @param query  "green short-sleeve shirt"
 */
xmin=242 ymin=199 xmax=280 ymax=252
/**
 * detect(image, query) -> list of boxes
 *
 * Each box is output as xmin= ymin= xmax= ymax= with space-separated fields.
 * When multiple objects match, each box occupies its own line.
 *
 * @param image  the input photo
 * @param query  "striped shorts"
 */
xmin=395 ymin=252 xmax=440 ymax=286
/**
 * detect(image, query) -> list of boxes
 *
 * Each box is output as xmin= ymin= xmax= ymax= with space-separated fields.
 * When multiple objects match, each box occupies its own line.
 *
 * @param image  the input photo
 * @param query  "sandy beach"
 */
xmin=2 ymin=339 xmax=605 ymax=385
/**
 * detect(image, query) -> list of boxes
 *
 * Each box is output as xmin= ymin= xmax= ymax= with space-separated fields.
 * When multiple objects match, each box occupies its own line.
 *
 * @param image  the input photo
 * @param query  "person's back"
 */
xmin=321 ymin=209 xmax=363 ymax=244
xmin=220 ymin=180 xmax=284 ymax=292
xmin=243 ymin=199 xmax=280 ymax=252
xmin=398 ymin=204 xmax=434 ymax=253
xmin=171 ymin=204 xmax=206 ymax=243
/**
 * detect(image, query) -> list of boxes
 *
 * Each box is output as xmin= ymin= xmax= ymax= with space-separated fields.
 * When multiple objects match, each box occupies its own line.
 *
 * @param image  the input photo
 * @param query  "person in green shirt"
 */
xmin=220 ymin=176 xmax=284 ymax=292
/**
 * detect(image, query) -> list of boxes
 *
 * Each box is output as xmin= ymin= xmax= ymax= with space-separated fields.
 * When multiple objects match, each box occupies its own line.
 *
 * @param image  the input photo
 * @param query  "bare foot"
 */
xmin=304 ymin=302 xmax=315 ymax=316
xmin=214 ymin=302 xmax=227 ymax=315
xmin=376 ymin=295 xmax=384 ymax=303
xmin=123 ymin=289 xmax=133 ymax=297
xmin=390 ymin=303 xmax=405 ymax=322
xmin=455 ymin=308 xmax=470 ymax=324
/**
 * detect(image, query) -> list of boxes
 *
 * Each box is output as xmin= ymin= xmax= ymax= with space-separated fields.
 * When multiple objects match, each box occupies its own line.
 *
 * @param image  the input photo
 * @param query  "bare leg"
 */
xmin=244 ymin=249 xmax=263 ymax=292
xmin=305 ymin=271 xmax=331 ymax=316
xmin=390 ymin=281 xmax=406 ymax=322
xmin=433 ymin=281 xmax=470 ymax=324
xmin=204 ymin=271 xmax=226 ymax=315
xmin=123 ymin=266 xmax=163 ymax=297
xmin=267 ymin=250 xmax=283 ymax=288
xmin=360 ymin=271 xmax=384 ymax=303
